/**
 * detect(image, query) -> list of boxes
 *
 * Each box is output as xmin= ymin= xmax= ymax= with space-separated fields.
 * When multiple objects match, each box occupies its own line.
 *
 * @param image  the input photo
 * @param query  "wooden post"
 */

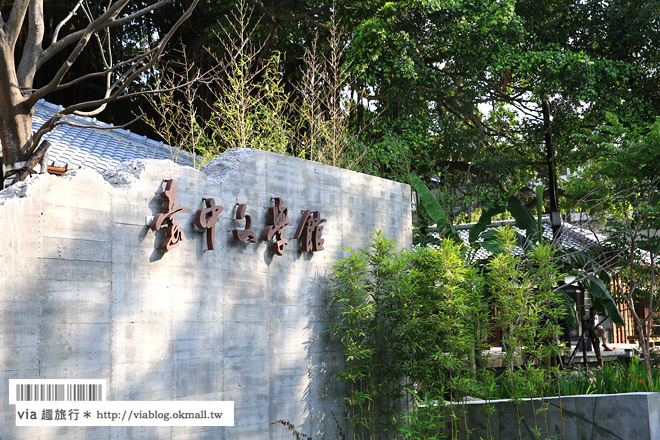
xmin=8 ymin=140 xmax=51 ymax=186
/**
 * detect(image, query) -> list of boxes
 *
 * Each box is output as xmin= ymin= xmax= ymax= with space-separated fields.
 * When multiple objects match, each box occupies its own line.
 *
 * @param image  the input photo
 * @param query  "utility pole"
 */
xmin=542 ymin=97 xmax=561 ymax=242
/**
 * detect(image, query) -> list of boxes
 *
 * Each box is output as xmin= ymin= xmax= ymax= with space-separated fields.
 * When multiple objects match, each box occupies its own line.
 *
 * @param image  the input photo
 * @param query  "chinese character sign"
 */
xmin=148 ymin=182 xmax=327 ymax=256
xmin=230 ymin=203 xmax=258 ymax=243
xmin=150 ymin=179 xmax=186 ymax=251
xmin=293 ymin=210 xmax=326 ymax=252
xmin=262 ymin=198 xmax=293 ymax=256
xmin=194 ymin=198 xmax=223 ymax=251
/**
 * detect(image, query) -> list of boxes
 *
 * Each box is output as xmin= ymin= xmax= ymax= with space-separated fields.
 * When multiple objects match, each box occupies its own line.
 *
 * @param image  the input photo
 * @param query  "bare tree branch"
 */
xmin=51 ymin=0 xmax=85 ymax=45
xmin=25 ymin=0 xmax=132 ymax=107
xmin=28 ymin=0 xmax=201 ymax=154
xmin=8 ymin=139 xmax=50 ymax=185
xmin=1 ymin=0 xmax=202 ymax=180
xmin=6 ymin=0 xmax=29 ymax=50
xmin=54 ymin=113 xmax=144 ymax=130
xmin=50 ymin=50 xmax=153 ymax=94
xmin=36 ymin=28 xmax=87 ymax=70
xmin=74 ymin=1 xmax=114 ymax=117
xmin=110 ymin=0 xmax=171 ymax=28
xmin=30 ymin=0 xmax=171 ymax=85
xmin=17 ymin=0 xmax=45 ymax=89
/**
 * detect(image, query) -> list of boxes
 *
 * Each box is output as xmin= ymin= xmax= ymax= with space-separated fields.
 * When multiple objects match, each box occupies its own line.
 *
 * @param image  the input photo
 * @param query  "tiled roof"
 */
xmin=451 ymin=219 xmax=655 ymax=265
xmin=425 ymin=218 xmax=607 ymax=261
xmin=22 ymin=100 xmax=195 ymax=172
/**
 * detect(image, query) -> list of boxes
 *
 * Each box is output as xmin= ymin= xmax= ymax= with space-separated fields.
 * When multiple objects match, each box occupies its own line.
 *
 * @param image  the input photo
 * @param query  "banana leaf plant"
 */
xmin=410 ymin=176 xmax=623 ymax=326
xmin=409 ymin=174 xmax=460 ymax=242
xmin=557 ymin=247 xmax=625 ymax=326
xmin=469 ymin=184 xmax=624 ymax=327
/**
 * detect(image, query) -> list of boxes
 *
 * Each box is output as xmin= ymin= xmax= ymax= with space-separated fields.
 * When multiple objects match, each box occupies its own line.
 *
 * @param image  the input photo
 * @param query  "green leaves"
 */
xmin=328 ymin=236 xmax=383 ymax=437
xmin=508 ymin=201 xmax=539 ymax=241
xmin=329 ymin=228 xmax=575 ymax=436
xmin=469 ymin=205 xmax=505 ymax=244
xmin=409 ymin=174 xmax=459 ymax=241
xmin=329 ymin=231 xmax=493 ymax=435
xmin=556 ymin=290 xmax=579 ymax=327
xmin=587 ymin=276 xmax=625 ymax=327
xmin=566 ymin=114 xmax=658 ymax=357
xmin=469 ymin=183 xmax=544 ymax=247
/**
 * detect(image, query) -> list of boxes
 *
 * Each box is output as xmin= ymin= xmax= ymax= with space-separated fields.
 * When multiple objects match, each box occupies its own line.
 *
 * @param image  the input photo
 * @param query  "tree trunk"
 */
xmin=643 ymin=341 xmax=653 ymax=387
xmin=638 ymin=321 xmax=653 ymax=386
xmin=0 ymin=102 xmax=33 ymax=166
xmin=631 ymin=311 xmax=654 ymax=386
xmin=0 ymin=44 xmax=34 ymax=170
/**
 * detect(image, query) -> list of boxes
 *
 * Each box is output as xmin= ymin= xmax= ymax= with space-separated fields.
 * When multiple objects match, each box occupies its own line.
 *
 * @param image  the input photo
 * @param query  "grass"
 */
xmin=473 ymin=357 xmax=660 ymax=401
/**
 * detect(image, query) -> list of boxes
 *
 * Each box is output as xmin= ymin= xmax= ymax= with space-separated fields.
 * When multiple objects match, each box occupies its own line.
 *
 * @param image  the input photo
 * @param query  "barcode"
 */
xmin=15 ymin=384 xmax=102 ymax=402
xmin=67 ymin=384 xmax=102 ymax=401
xmin=9 ymin=380 xmax=106 ymax=403
xmin=16 ymin=384 xmax=64 ymax=401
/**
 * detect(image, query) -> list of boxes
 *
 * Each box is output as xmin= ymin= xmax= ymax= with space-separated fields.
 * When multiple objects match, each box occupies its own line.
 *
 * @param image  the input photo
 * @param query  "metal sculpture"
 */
xmin=194 ymin=198 xmax=223 ymax=251
xmin=262 ymin=198 xmax=293 ymax=256
xmin=150 ymin=179 xmax=186 ymax=251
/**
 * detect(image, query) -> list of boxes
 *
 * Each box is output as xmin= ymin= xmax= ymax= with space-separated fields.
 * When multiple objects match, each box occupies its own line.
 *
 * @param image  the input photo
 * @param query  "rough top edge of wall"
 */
xmin=0 ymin=158 xmax=178 ymax=204
xmin=101 ymin=159 xmax=150 ymax=188
xmin=1 ymin=149 xmax=410 ymax=203
xmin=202 ymin=148 xmax=411 ymax=192
xmin=0 ymin=173 xmax=48 ymax=205
xmin=0 ymin=165 xmax=122 ymax=205
xmin=201 ymin=148 xmax=255 ymax=183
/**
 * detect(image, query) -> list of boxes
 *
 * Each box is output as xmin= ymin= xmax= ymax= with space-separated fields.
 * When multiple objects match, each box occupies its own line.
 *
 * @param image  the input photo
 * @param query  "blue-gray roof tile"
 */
xmin=424 ymin=219 xmax=608 ymax=261
xmin=7 ymin=99 xmax=197 ymax=173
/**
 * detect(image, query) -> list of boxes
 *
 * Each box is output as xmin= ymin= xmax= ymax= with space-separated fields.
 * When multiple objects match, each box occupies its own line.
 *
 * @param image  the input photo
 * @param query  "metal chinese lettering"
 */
xmin=293 ymin=210 xmax=326 ymax=252
xmin=262 ymin=197 xmax=293 ymax=256
xmin=147 ymin=184 xmax=330 ymax=255
xmin=230 ymin=203 xmax=258 ymax=243
xmin=150 ymin=179 xmax=186 ymax=251
xmin=194 ymin=198 xmax=223 ymax=251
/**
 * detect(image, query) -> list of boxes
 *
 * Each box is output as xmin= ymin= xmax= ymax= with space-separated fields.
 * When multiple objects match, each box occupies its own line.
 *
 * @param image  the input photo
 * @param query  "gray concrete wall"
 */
xmin=443 ymin=392 xmax=660 ymax=440
xmin=0 ymin=148 xmax=412 ymax=439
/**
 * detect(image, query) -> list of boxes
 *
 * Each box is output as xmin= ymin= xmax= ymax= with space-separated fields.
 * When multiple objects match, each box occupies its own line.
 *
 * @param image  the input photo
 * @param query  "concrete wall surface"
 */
xmin=443 ymin=392 xmax=660 ymax=440
xmin=0 ymin=148 xmax=412 ymax=439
